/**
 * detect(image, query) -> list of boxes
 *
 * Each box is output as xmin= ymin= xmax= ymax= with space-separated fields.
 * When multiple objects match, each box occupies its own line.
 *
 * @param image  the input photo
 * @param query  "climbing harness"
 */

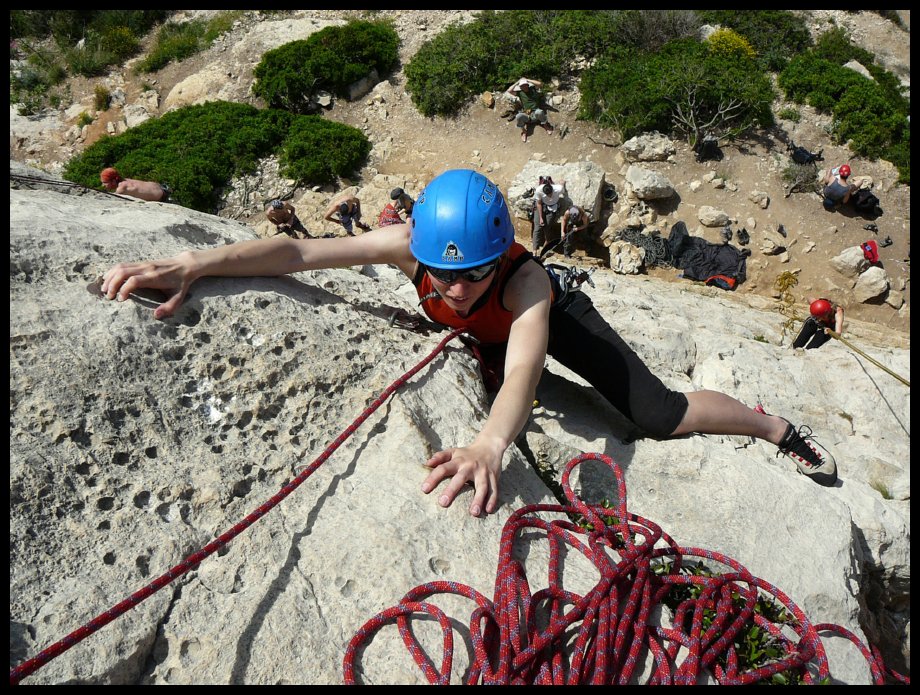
xmin=544 ymin=263 xmax=595 ymax=306
xmin=343 ymin=453 xmax=909 ymax=685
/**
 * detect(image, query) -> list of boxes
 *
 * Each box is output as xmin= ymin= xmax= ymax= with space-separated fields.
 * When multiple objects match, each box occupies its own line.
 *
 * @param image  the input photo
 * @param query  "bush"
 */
xmin=136 ymin=20 xmax=206 ymax=73
xmin=614 ymin=10 xmax=700 ymax=53
xmin=280 ymin=117 xmax=371 ymax=185
xmin=253 ymin=20 xmax=399 ymax=113
xmin=777 ymin=106 xmax=800 ymax=122
xmin=9 ymin=45 xmax=69 ymax=115
xmin=778 ymin=35 xmax=910 ymax=183
xmin=696 ymin=10 xmax=811 ymax=71
xmin=94 ymin=85 xmax=112 ymax=111
xmin=812 ymin=26 xmax=874 ymax=66
xmin=63 ymin=101 xmax=371 ymax=212
xmin=10 ymin=11 xmax=169 ymax=109
xmin=580 ymin=38 xmax=774 ymax=144
xmin=406 ymin=10 xmax=629 ymax=118
xmin=778 ymin=53 xmax=865 ymax=111
xmin=135 ymin=12 xmax=244 ymax=74
xmin=706 ymin=28 xmax=756 ymax=61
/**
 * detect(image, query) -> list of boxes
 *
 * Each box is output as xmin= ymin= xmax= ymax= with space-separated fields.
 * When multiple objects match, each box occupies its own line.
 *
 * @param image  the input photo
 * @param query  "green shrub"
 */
xmin=134 ymin=12 xmax=244 ymax=74
xmin=76 ymin=111 xmax=94 ymax=128
xmin=253 ymin=19 xmax=399 ymax=113
xmin=406 ymin=10 xmax=628 ymax=118
xmin=777 ymin=106 xmax=800 ymax=122
xmin=63 ymin=101 xmax=370 ymax=212
xmin=778 ymin=53 xmax=865 ymax=110
xmin=94 ymin=85 xmax=112 ymax=111
xmin=580 ymin=38 xmax=774 ymax=144
xmin=137 ymin=20 xmax=206 ymax=73
xmin=813 ymin=26 xmax=874 ymax=66
xmin=203 ymin=10 xmax=245 ymax=43
xmin=706 ymin=27 xmax=756 ymax=61
xmin=98 ymin=26 xmax=141 ymax=62
xmin=696 ymin=10 xmax=811 ymax=71
xmin=9 ymin=10 xmax=169 ymax=43
xmin=577 ymin=47 xmax=672 ymax=137
xmin=614 ymin=10 xmax=700 ymax=53
xmin=11 ymin=12 xmax=161 ymax=111
xmin=64 ymin=43 xmax=111 ymax=78
xmin=280 ymin=117 xmax=371 ymax=185
xmin=9 ymin=44 xmax=69 ymax=115
xmin=778 ymin=36 xmax=910 ymax=183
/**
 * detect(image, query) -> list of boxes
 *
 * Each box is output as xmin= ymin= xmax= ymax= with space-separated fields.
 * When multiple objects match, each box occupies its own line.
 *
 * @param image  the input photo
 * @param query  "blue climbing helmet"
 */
xmin=410 ymin=169 xmax=514 ymax=269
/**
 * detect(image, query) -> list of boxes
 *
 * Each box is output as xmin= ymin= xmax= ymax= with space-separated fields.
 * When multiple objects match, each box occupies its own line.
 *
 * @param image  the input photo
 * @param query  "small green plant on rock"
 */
xmin=94 ymin=85 xmax=111 ymax=111
xmin=777 ymin=106 xmax=800 ymax=122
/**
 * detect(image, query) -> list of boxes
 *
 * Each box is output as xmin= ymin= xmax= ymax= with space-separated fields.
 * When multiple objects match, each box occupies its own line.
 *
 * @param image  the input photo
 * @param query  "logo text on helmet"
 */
xmin=441 ymin=242 xmax=464 ymax=264
xmin=481 ymin=180 xmax=496 ymax=206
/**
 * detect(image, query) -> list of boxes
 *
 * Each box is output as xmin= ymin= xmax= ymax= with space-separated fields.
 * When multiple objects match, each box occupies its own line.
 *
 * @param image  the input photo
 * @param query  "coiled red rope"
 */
xmin=10 ymin=328 xmax=467 ymax=685
xmin=343 ymin=452 xmax=910 ymax=686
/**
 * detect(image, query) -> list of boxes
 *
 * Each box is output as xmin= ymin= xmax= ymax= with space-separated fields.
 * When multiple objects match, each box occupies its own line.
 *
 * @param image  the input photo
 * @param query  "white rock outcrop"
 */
xmin=10 ymin=165 xmax=910 ymax=685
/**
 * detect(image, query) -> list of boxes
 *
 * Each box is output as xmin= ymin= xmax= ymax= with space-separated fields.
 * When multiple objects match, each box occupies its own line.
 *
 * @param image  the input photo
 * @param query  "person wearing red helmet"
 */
xmin=100 ymin=169 xmax=838 ymax=519
xmin=821 ymin=163 xmax=857 ymax=210
xmin=100 ymin=167 xmax=171 ymax=202
xmin=793 ymin=297 xmax=845 ymax=350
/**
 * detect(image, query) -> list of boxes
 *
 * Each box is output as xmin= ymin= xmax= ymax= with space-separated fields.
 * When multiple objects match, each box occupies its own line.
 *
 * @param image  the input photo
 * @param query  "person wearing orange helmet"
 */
xmin=100 ymin=167 xmax=171 ymax=203
xmin=821 ymin=163 xmax=857 ymax=210
xmin=792 ymin=297 xmax=845 ymax=350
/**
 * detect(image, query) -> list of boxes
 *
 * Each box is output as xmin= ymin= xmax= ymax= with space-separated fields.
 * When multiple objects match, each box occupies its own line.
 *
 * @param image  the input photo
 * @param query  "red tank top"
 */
xmin=413 ymin=243 xmax=533 ymax=345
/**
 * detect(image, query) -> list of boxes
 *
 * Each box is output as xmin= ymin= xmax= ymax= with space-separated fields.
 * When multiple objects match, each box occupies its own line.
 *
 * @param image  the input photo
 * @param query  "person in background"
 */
xmin=558 ymin=205 xmax=591 ymax=258
xmin=793 ymin=298 xmax=844 ymax=350
xmin=324 ymin=195 xmax=371 ymax=235
xmin=100 ymin=167 xmax=171 ymax=203
xmin=532 ymin=178 xmax=566 ymax=256
xmin=822 ymin=164 xmax=857 ymax=210
xmin=505 ymin=78 xmax=554 ymax=143
xmin=265 ymin=199 xmax=310 ymax=239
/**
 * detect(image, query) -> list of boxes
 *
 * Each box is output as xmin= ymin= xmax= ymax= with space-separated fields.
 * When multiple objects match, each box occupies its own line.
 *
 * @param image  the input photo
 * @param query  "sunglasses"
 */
xmin=424 ymin=259 xmax=499 ymax=284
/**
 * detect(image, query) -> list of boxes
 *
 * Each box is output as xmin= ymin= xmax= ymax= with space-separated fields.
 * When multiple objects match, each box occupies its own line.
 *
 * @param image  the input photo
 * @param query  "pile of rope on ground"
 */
xmin=345 ymin=452 xmax=909 ymax=685
xmin=615 ymin=226 xmax=673 ymax=268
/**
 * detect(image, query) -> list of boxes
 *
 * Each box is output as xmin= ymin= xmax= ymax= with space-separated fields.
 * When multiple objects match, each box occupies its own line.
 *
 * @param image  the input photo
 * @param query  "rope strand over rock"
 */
xmin=344 ymin=452 xmax=909 ymax=686
xmin=10 ymin=328 xmax=466 ymax=686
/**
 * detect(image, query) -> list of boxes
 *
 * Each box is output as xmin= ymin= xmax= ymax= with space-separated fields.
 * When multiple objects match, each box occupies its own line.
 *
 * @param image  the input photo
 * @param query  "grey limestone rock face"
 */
xmin=10 ymin=167 xmax=910 ymax=684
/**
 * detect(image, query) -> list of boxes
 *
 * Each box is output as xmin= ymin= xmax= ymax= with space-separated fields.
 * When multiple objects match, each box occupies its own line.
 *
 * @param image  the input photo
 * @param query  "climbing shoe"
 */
xmin=776 ymin=420 xmax=837 ymax=486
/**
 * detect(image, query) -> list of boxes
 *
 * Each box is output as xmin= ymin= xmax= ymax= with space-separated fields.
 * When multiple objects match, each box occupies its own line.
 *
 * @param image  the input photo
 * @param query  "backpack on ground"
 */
xmin=851 ymin=188 xmax=883 ymax=217
xmin=788 ymin=142 xmax=823 ymax=166
xmin=695 ymin=135 xmax=723 ymax=163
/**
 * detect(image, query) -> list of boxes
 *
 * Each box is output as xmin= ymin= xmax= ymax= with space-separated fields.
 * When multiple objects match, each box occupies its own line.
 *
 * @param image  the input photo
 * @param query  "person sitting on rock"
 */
xmin=325 ymin=196 xmax=371 ymax=235
xmin=101 ymin=169 xmax=839 ymax=521
xmin=822 ymin=164 xmax=857 ymax=211
xmin=266 ymin=199 xmax=310 ymax=239
xmin=505 ymin=78 xmax=554 ymax=143
xmin=792 ymin=298 xmax=845 ymax=350
xmin=100 ymin=167 xmax=171 ymax=203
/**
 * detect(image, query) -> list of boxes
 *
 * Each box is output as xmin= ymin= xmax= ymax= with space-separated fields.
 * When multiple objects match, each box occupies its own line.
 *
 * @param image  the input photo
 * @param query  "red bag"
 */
xmin=861 ymin=239 xmax=879 ymax=263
